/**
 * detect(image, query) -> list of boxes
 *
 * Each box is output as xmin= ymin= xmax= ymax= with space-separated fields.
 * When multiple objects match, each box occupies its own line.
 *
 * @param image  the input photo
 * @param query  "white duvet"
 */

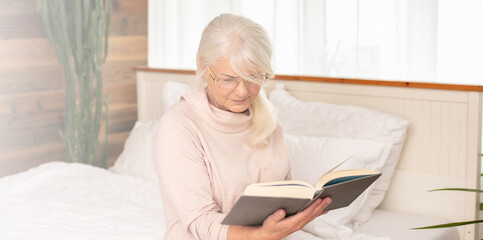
xmin=0 ymin=162 xmax=165 ymax=240
xmin=0 ymin=162 xmax=389 ymax=240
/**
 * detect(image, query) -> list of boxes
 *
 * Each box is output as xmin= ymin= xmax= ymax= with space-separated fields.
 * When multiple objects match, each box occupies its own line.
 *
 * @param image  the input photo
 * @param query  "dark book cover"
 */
xmin=221 ymin=173 xmax=381 ymax=226
xmin=309 ymin=173 xmax=381 ymax=212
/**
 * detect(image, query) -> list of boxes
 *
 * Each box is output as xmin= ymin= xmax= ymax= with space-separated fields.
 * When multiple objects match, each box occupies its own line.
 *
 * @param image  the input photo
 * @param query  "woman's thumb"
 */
xmin=266 ymin=209 xmax=286 ymax=223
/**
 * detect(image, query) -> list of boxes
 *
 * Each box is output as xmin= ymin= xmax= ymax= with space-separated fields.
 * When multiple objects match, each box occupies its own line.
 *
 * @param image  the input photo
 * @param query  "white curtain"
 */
xmin=148 ymin=0 xmax=483 ymax=85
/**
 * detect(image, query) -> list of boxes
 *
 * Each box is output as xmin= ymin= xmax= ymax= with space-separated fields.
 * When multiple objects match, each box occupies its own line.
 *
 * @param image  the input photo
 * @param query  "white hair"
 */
xmin=195 ymin=13 xmax=277 ymax=147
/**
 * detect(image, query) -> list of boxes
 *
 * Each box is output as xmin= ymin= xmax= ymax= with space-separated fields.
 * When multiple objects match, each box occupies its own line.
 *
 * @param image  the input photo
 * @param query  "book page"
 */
xmin=314 ymin=169 xmax=378 ymax=189
xmin=249 ymin=180 xmax=313 ymax=188
xmin=244 ymin=180 xmax=315 ymax=199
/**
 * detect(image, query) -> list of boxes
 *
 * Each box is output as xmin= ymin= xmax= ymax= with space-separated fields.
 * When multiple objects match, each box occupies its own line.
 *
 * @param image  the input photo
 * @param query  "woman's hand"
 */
xmin=257 ymin=197 xmax=332 ymax=240
xmin=227 ymin=197 xmax=332 ymax=240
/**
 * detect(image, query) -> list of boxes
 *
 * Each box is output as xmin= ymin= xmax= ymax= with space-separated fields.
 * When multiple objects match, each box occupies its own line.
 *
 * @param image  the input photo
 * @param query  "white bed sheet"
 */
xmin=0 ymin=162 xmax=455 ymax=240
xmin=0 ymin=161 xmax=165 ymax=240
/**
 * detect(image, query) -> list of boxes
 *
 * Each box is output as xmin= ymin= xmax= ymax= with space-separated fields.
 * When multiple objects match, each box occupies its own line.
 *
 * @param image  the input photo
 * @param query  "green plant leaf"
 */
xmin=39 ymin=0 xmax=111 ymax=167
xmin=429 ymin=188 xmax=483 ymax=193
xmin=412 ymin=220 xmax=483 ymax=229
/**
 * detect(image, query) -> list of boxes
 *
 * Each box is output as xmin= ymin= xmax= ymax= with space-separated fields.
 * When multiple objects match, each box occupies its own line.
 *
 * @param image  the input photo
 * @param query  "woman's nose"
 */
xmin=233 ymin=79 xmax=249 ymax=97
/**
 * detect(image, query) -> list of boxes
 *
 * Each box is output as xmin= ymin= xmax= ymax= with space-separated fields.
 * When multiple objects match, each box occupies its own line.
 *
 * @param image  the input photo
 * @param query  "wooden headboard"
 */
xmin=135 ymin=67 xmax=482 ymax=239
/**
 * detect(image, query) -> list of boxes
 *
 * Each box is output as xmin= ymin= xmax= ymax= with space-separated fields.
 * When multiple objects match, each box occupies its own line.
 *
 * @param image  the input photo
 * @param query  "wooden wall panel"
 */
xmin=0 ymin=65 xmax=64 ymax=94
xmin=0 ymin=39 xmax=59 ymax=69
xmin=110 ymin=13 xmax=148 ymax=36
xmin=0 ymin=0 xmax=147 ymax=176
xmin=0 ymin=0 xmax=38 ymax=14
xmin=113 ymin=0 xmax=148 ymax=13
xmin=0 ymin=13 xmax=45 ymax=39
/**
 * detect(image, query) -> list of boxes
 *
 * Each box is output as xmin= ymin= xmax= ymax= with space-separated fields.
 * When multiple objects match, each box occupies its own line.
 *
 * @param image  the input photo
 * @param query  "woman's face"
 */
xmin=205 ymin=58 xmax=261 ymax=113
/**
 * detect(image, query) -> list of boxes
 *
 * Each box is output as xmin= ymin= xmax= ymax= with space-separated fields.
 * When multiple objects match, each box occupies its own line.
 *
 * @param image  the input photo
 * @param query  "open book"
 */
xmin=221 ymin=159 xmax=381 ymax=226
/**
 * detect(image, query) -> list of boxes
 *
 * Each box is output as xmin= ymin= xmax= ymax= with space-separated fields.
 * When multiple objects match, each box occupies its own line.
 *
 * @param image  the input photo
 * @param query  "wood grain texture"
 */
xmin=0 ymin=0 xmax=38 ymax=14
xmin=113 ymin=0 xmax=147 ymax=13
xmin=0 ymin=12 xmax=45 ymax=39
xmin=103 ymin=59 xmax=145 ymax=85
xmin=0 ymin=0 xmax=147 ymax=174
xmin=0 ymin=38 xmax=59 ymax=69
xmin=0 ymin=82 xmax=138 ymax=148
xmin=0 ymin=65 xmax=64 ymax=94
xmin=0 ymin=142 xmax=64 ymax=177
xmin=0 ymin=59 xmax=142 ymax=95
xmin=107 ymin=36 xmax=148 ymax=61
xmin=110 ymin=12 xmax=148 ymax=36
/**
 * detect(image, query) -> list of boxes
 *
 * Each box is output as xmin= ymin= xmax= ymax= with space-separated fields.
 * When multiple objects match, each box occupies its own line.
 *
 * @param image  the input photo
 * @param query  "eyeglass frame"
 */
xmin=207 ymin=67 xmax=268 ymax=89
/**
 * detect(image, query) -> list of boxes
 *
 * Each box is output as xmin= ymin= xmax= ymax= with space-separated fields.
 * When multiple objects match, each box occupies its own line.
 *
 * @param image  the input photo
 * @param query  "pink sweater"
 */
xmin=154 ymin=89 xmax=290 ymax=240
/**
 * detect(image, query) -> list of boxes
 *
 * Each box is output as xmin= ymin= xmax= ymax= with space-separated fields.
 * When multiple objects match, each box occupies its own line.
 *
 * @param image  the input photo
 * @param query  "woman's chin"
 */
xmin=227 ymin=105 xmax=249 ymax=113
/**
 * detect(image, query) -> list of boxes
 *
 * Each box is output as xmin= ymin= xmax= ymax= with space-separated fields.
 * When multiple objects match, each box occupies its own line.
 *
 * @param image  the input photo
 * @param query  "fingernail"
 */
xmin=278 ymin=209 xmax=286 ymax=218
xmin=325 ymin=198 xmax=332 ymax=205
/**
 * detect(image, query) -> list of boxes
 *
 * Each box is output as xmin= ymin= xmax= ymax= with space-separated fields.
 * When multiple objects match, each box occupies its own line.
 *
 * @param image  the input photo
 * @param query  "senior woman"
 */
xmin=154 ymin=13 xmax=331 ymax=240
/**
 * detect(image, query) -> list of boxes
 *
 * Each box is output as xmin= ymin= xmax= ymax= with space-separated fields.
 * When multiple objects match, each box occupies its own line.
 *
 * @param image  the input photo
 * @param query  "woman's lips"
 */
xmin=232 ymin=99 xmax=247 ymax=104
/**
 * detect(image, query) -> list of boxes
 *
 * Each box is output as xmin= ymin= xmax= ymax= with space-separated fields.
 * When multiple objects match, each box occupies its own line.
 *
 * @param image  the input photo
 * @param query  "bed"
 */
xmin=0 ymin=67 xmax=481 ymax=240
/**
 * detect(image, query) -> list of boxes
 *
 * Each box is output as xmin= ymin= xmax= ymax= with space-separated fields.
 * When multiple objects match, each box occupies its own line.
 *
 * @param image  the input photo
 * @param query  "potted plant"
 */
xmin=413 ymin=153 xmax=483 ymax=240
xmin=38 ymin=0 xmax=112 ymax=167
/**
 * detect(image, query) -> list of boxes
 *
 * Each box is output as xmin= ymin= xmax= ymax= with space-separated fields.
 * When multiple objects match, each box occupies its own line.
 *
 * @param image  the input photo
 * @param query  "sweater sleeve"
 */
xmin=154 ymin=107 xmax=229 ymax=240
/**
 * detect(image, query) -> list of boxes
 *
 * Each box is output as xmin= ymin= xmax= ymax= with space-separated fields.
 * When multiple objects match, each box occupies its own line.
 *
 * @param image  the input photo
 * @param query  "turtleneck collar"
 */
xmin=182 ymin=88 xmax=253 ymax=133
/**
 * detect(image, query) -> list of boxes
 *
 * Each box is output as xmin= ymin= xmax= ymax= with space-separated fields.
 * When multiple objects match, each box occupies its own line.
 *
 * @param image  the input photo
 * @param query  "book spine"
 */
xmin=296 ymin=189 xmax=325 ymax=213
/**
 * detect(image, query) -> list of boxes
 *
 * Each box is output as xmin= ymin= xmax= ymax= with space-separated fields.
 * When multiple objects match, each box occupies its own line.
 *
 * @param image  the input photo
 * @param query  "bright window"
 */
xmin=148 ymin=0 xmax=483 ymax=85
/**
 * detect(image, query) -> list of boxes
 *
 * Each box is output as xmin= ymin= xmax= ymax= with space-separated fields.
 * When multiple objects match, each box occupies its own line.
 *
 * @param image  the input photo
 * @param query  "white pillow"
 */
xmin=110 ymin=82 xmax=193 ymax=183
xmin=284 ymin=133 xmax=392 ymax=238
xmin=109 ymin=120 xmax=159 ymax=183
xmin=270 ymin=84 xmax=409 ymax=228
xmin=162 ymin=81 xmax=192 ymax=109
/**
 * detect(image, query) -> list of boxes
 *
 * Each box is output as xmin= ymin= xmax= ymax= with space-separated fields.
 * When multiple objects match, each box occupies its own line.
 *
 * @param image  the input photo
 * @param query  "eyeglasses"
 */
xmin=208 ymin=67 xmax=267 ymax=89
